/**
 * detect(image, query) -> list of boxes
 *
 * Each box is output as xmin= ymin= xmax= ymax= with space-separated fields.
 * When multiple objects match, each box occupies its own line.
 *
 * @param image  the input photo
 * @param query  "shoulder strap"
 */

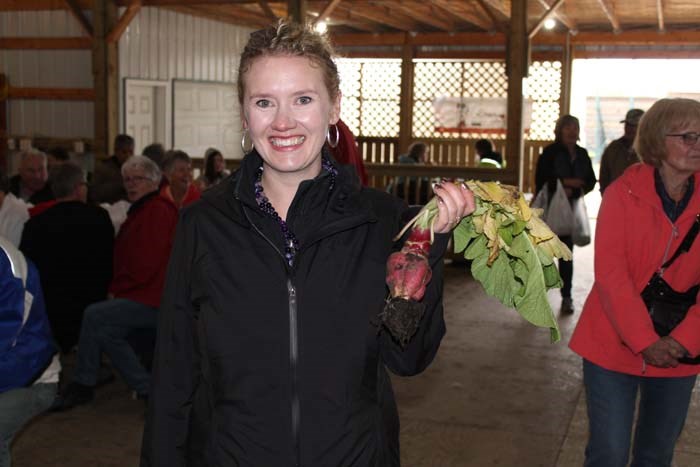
xmin=662 ymin=213 xmax=700 ymax=270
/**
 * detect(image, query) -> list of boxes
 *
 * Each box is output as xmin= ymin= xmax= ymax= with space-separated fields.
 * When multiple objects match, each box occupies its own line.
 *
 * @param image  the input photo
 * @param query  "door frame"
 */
xmin=122 ymin=78 xmax=172 ymax=152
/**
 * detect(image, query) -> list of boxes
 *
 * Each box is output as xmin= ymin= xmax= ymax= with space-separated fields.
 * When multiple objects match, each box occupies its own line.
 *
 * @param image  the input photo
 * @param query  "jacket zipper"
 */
xmin=658 ymin=222 xmax=679 ymax=276
xmin=242 ymin=205 xmax=302 ymax=466
xmin=288 ymin=278 xmax=301 ymax=467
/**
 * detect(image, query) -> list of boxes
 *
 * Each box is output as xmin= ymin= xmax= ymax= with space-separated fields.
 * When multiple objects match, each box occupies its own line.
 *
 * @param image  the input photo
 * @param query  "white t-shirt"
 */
xmin=0 ymin=193 xmax=31 ymax=247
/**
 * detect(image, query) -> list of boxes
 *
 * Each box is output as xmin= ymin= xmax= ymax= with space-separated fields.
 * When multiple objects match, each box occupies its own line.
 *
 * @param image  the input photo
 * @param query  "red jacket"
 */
xmin=570 ymin=163 xmax=700 ymax=377
xmin=109 ymin=192 xmax=178 ymax=308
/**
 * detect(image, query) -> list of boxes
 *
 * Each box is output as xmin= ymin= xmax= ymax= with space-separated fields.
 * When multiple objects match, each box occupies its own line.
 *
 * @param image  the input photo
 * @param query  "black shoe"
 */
xmin=560 ymin=297 xmax=575 ymax=315
xmin=51 ymin=382 xmax=95 ymax=412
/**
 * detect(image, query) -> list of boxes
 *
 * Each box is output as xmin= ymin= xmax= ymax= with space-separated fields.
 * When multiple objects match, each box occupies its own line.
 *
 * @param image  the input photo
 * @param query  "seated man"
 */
xmin=53 ymin=156 xmax=178 ymax=410
xmin=0 ymin=172 xmax=30 ymax=248
xmin=475 ymin=138 xmax=503 ymax=168
xmin=90 ymin=134 xmax=134 ymax=204
xmin=160 ymin=150 xmax=201 ymax=208
xmin=9 ymin=149 xmax=54 ymax=204
xmin=20 ymin=163 xmax=114 ymax=354
xmin=0 ymin=236 xmax=60 ymax=467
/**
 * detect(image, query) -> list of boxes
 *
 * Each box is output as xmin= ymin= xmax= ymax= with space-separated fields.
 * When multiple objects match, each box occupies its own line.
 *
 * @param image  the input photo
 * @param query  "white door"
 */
xmin=124 ymin=80 xmax=169 ymax=155
xmin=173 ymin=81 xmax=241 ymax=161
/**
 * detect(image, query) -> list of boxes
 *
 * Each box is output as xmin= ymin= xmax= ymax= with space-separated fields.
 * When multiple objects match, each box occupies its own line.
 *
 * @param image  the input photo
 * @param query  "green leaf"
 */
xmin=498 ymin=226 xmax=513 ymax=246
xmin=542 ymin=263 xmax=563 ymax=289
xmin=505 ymin=233 xmax=561 ymax=342
xmin=453 ymin=218 xmax=478 ymax=254
xmin=511 ymin=219 xmax=527 ymax=236
xmin=464 ymin=234 xmax=488 ymax=260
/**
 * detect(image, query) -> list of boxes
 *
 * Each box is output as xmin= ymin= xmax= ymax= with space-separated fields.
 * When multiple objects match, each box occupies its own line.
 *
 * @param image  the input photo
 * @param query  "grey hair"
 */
xmin=121 ymin=155 xmax=162 ymax=183
xmin=21 ymin=149 xmax=47 ymax=165
xmin=50 ymin=162 xmax=85 ymax=198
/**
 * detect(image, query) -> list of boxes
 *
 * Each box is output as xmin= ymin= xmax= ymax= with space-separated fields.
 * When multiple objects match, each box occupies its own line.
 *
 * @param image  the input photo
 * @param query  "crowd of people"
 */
xmin=0 ymin=137 xmax=234 ymax=466
xmin=1 ymin=18 xmax=700 ymax=467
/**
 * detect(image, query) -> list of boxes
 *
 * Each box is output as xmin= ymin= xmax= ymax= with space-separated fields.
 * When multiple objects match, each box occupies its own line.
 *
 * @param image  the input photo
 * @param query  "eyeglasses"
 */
xmin=123 ymin=175 xmax=150 ymax=185
xmin=666 ymin=132 xmax=700 ymax=146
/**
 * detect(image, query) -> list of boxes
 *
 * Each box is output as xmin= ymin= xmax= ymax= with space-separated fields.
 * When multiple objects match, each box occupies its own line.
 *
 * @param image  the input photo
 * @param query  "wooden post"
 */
xmin=287 ymin=0 xmax=306 ymax=23
xmin=93 ymin=0 xmax=119 ymax=160
xmin=398 ymin=37 xmax=415 ymax=160
xmin=505 ymin=0 xmax=528 ymax=190
xmin=0 ymin=74 xmax=7 ymax=172
xmin=560 ymin=32 xmax=573 ymax=116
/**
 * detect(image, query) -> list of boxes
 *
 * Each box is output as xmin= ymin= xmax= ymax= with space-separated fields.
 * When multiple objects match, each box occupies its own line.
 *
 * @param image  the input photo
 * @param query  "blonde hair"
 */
xmin=635 ymin=98 xmax=700 ymax=167
xmin=236 ymin=19 xmax=340 ymax=107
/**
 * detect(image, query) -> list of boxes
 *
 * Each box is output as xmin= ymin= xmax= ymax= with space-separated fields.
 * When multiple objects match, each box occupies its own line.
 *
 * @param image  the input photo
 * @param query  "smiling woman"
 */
xmin=141 ymin=19 xmax=475 ymax=467
xmin=569 ymin=97 xmax=700 ymax=466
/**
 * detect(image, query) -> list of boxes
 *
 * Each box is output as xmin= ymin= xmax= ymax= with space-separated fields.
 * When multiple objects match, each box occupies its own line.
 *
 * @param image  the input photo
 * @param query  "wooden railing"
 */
xmin=192 ymin=138 xmax=550 ymax=204
xmin=358 ymin=137 xmax=550 ymax=195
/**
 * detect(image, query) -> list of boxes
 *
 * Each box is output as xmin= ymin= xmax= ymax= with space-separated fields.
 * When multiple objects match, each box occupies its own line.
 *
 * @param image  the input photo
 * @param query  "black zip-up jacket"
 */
xmin=141 ymin=151 xmax=449 ymax=467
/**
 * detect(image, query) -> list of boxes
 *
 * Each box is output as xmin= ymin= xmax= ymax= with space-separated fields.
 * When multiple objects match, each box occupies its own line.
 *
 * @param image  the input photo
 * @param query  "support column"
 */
xmin=560 ymin=32 xmax=573 ymax=116
xmin=93 ymin=0 xmax=119 ymax=160
xmin=287 ymin=0 xmax=307 ymax=23
xmin=505 ymin=0 xmax=529 ymax=190
xmin=398 ymin=36 xmax=415 ymax=159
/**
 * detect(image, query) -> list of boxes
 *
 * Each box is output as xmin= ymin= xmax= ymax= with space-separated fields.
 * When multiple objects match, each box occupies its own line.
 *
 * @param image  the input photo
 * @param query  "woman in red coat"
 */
xmin=570 ymin=98 xmax=700 ymax=466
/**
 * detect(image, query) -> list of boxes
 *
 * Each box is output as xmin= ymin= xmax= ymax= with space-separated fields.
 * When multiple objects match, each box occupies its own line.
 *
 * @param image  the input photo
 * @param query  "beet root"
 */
xmin=385 ymin=251 xmax=432 ymax=301
xmin=379 ymin=297 xmax=426 ymax=349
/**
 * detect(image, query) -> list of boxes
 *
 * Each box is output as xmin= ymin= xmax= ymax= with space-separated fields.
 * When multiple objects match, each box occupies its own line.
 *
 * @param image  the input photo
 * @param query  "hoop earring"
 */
xmin=241 ymin=129 xmax=254 ymax=154
xmin=326 ymin=124 xmax=340 ymax=149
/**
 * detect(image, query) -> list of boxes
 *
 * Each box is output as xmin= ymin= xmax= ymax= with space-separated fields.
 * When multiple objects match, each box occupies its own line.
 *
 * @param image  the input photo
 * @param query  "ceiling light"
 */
xmin=315 ymin=21 xmax=328 ymax=34
xmin=544 ymin=18 xmax=556 ymax=30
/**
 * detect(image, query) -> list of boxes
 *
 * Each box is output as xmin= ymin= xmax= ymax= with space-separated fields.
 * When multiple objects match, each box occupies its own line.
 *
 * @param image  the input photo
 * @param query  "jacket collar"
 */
xmin=200 ymin=149 xmax=377 ymax=236
xmin=621 ymin=163 xmax=700 ymax=222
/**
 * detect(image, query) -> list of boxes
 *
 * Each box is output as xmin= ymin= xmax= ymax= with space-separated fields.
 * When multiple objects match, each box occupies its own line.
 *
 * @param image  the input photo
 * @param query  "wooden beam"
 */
xmin=656 ymin=0 xmax=665 ymax=32
xmin=398 ymin=39 xmax=414 ymax=154
xmin=431 ymin=0 xmax=492 ymax=31
xmin=63 ymin=0 xmax=93 ymax=38
xmin=389 ymin=3 xmax=453 ymax=32
xmin=535 ymin=0 xmax=577 ymax=32
xmin=479 ymin=0 xmax=510 ymax=19
xmin=106 ymin=0 xmax=141 ymax=44
xmin=0 ymin=37 xmax=92 ymax=49
xmin=257 ymin=0 xmax=277 ymax=22
xmin=93 ymin=0 xmax=119 ymax=160
xmin=7 ymin=86 xmax=95 ymax=100
xmin=572 ymin=30 xmax=700 ymax=45
xmin=315 ymin=0 xmax=343 ymax=25
xmin=529 ymin=0 xmax=566 ymax=39
xmin=474 ymin=0 xmax=504 ymax=32
xmin=505 ymin=0 xmax=527 ymax=189
xmin=596 ymin=0 xmax=621 ymax=33
xmin=337 ymin=3 xmax=420 ymax=32
xmin=560 ymin=32 xmax=572 ymax=115
xmin=288 ymin=0 xmax=306 ymax=24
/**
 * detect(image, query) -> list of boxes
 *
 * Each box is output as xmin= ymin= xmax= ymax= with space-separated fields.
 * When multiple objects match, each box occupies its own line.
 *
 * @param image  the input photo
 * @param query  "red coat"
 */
xmin=570 ymin=163 xmax=700 ymax=377
xmin=109 ymin=192 xmax=178 ymax=308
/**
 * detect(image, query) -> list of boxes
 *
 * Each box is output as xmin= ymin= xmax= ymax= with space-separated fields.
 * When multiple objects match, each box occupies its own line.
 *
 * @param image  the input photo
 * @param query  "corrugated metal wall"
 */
xmin=0 ymin=10 xmax=93 ymax=138
xmin=119 ymin=8 xmax=250 ymax=83
xmin=0 ymin=7 xmax=252 ymax=141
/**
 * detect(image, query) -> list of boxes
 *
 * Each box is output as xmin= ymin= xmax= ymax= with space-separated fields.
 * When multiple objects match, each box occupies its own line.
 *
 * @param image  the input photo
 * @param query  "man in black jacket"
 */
xmin=20 ymin=162 xmax=114 ymax=353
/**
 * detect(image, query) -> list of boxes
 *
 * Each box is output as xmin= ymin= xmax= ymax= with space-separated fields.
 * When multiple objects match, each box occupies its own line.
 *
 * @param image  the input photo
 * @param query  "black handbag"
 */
xmin=641 ymin=214 xmax=700 ymax=365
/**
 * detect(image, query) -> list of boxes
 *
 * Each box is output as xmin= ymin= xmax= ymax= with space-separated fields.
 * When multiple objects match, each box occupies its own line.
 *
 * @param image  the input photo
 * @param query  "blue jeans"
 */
xmin=73 ymin=298 xmax=157 ymax=395
xmin=583 ymin=359 xmax=696 ymax=467
xmin=0 ymin=382 xmax=57 ymax=467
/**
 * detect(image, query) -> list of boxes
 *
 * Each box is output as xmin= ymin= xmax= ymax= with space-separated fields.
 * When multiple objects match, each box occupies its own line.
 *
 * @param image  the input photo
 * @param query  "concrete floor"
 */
xmin=11 ymin=216 xmax=700 ymax=466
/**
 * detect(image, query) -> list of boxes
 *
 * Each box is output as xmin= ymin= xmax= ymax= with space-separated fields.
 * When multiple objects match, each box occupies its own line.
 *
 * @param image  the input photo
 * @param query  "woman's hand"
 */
xmin=432 ymin=180 xmax=476 ymax=234
xmin=642 ymin=337 xmax=687 ymax=368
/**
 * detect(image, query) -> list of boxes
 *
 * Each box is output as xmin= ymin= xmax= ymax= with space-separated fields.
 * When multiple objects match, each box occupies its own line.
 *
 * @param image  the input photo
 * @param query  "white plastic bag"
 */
xmin=572 ymin=196 xmax=591 ymax=246
xmin=542 ymin=180 xmax=573 ymax=237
